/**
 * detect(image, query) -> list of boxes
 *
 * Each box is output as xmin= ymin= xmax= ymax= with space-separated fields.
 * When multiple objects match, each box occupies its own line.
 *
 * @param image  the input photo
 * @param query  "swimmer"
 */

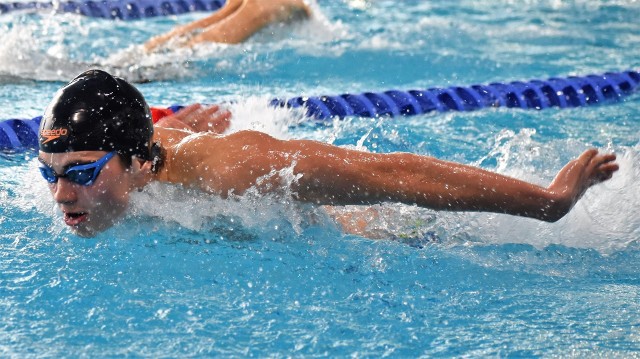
xmin=143 ymin=0 xmax=311 ymax=51
xmin=37 ymin=70 xmax=619 ymax=237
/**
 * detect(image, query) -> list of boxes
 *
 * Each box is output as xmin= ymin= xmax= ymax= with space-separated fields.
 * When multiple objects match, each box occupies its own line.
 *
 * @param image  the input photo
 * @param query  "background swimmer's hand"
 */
xmin=545 ymin=149 xmax=619 ymax=221
xmin=154 ymin=104 xmax=231 ymax=134
xmin=143 ymin=32 xmax=180 ymax=52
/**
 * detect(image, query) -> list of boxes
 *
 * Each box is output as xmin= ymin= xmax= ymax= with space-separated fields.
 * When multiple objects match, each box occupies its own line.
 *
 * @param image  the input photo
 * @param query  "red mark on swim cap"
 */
xmin=41 ymin=128 xmax=68 ymax=144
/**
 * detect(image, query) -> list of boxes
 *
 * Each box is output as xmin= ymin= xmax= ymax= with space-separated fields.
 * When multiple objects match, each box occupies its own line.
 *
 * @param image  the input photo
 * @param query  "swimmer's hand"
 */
xmin=143 ymin=32 xmax=177 ymax=52
xmin=154 ymin=104 xmax=231 ymax=134
xmin=544 ymin=149 xmax=618 ymax=221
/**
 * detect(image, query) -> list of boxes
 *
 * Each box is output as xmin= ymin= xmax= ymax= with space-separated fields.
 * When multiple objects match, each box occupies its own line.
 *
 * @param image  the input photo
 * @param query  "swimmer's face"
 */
xmin=38 ymin=150 xmax=133 ymax=237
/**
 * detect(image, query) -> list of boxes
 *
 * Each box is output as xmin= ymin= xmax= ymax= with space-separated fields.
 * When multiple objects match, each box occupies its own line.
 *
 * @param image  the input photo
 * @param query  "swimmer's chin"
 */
xmin=65 ymin=215 xmax=125 ymax=238
xmin=67 ymin=222 xmax=109 ymax=238
xmin=69 ymin=227 xmax=99 ymax=238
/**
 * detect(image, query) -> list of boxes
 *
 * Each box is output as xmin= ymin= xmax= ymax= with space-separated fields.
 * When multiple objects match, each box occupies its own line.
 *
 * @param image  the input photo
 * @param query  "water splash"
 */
xmin=128 ymin=164 xmax=332 ymax=239
xmin=0 ymin=0 xmax=348 ymax=83
xmin=0 ymin=18 xmax=91 ymax=81
xmin=318 ymin=129 xmax=639 ymax=252
xmin=225 ymin=96 xmax=307 ymax=139
xmin=452 ymin=141 xmax=640 ymax=253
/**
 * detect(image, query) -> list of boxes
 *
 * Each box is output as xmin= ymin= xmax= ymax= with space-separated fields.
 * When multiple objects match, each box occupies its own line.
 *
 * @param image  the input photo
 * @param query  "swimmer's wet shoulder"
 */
xmin=155 ymin=129 xmax=290 ymax=196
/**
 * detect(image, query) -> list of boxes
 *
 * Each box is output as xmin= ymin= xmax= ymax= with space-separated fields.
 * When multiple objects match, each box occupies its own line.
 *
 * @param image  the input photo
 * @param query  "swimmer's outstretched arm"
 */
xmin=285 ymin=141 xmax=618 ymax=222
xmin=144 ymin=0 xmax=310 ymax=51
xmin=160 ymin=131 xmax=618 ymax=222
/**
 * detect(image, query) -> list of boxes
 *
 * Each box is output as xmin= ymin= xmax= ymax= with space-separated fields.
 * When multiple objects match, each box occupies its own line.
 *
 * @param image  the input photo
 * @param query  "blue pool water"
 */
xmin=1 ymin=0 xmax=640 ymax=356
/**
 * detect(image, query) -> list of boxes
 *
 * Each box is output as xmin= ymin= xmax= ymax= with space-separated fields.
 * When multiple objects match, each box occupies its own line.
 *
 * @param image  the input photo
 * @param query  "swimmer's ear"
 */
xmin=129 ymin=157 xmax=154 ymax=190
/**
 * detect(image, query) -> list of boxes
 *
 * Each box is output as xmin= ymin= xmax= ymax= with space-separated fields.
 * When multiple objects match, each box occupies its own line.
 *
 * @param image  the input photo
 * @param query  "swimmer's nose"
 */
xmin=52 ymin=178 xmax=77 ymax=205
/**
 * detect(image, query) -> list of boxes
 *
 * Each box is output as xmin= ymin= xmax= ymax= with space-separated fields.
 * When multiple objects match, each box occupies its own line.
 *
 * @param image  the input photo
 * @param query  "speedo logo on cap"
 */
xmin=40 ymin=128 xmax=68 ymax=144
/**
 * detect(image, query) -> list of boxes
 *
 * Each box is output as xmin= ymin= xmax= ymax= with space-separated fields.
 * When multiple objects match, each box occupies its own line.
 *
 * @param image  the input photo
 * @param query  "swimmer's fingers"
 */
xmin=594 ymin=153 xmax=617 ymax=170
xmin=154 ymin=106 xmax=199 ymax=130
xmin=198 ymin=104 xmax=224 ymax=121
xmin=144 ymin=25 xmax=193 ymax=52
xmin=154 ymin=116 xmax=192 ymax=130
xmin=172 ymin=103 xmax=231 ymax=134
xmin=193 ymin=105 xmax=231 ymax=134
xmin=144 ymin=33 xmax=180 ymax=52
xmin=581 ymin=151 xmax=618 ymax=183
xmin=171 ymin=104 xmax=212 ymax=127
xmin=154 ymin=104 xmax=203 ymax=130
xmin=551 ymin=149 xmax=618 ymax=193
xmin=171 ymin=104 xmax=205 ymax=122
xmin=156 ymin=103 xmax=231 ymax=134
xmin=598 ymin=164 xmax=618 ymax=181
xmin=575 ymin=148 xmax=599 ymax=166
xmin=592 ymin=154 xmax=619 ymax=182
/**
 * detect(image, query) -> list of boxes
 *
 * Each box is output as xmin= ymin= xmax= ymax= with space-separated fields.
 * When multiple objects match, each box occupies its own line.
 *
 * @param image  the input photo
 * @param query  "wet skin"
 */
xmin=38 ymin=151 xmax=134 ymax=237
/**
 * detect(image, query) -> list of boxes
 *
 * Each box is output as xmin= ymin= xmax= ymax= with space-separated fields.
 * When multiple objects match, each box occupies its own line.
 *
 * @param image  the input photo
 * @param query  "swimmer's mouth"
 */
xmin=63 ymin=212 xmax=88 ymax=226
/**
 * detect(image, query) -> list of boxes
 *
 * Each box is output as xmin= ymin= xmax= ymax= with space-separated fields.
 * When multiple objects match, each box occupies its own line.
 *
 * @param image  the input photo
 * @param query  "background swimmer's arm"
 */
xmin=144 ymin=0 xmax=243 ymax=51
xmin=144 ymin=0 xmax=310 ymax=50
xmin=183 ymin=132 xmax=618 ymax=222
xmin=187 ymin=0 xmax=311 ymax=45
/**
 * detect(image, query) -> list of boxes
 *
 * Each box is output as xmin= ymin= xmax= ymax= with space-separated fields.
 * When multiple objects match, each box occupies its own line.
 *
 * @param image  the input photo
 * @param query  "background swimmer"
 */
xmin=143 ymin=0 xmax=311 ymax=51
xmin=38 ymin=70 xmax=619 ymax=237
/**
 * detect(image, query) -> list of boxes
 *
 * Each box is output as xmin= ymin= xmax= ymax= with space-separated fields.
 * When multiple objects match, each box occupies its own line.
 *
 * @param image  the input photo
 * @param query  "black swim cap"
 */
xmin=39 ymin=69 xmax=153 ymax=160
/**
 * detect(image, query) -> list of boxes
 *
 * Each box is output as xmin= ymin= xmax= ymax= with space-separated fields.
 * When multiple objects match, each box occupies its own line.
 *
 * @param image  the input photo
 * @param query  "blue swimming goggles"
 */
xmin=39 ymin=152 xmax=117 ymax=186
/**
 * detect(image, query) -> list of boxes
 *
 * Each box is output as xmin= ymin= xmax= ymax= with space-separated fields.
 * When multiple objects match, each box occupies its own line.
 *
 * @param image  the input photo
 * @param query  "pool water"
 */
xmin=1 ymin=0 xmax=640 ymax=356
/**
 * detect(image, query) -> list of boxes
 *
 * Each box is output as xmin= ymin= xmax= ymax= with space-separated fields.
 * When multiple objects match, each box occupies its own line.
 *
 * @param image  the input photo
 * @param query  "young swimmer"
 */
xmin=144 ymin=0 xmax=311 ymax=51
xmin=38 ymin=70 xmax=619 ymax=237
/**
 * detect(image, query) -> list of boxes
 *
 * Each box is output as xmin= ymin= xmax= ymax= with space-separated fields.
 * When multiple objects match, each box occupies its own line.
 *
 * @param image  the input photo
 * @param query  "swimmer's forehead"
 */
xmin=38 ymin=150 xmax=110 ymax=167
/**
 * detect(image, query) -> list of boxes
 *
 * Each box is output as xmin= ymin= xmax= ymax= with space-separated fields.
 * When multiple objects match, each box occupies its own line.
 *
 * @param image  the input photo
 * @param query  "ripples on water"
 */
xmin=1 ymin=0 xmax=639 ymax=356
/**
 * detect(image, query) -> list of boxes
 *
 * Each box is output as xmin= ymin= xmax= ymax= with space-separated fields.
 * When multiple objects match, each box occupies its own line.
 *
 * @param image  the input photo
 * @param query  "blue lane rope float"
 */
xmin=274 ymin=70 xmax=640 ymax=120
xmin=1 ymin=70 xmax=638 ymax=152
xmin=0 ymin=0 xmax=225 ymax=19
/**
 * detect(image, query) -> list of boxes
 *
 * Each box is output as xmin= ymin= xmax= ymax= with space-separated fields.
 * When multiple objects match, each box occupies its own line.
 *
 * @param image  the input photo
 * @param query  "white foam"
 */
xmin=128 ymin=163 xmax=330 ymax=237
xmin=225 ymin=97 xmax=307 ymax=139
xmin=0 ymin=22 xmax=89 ymax=81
